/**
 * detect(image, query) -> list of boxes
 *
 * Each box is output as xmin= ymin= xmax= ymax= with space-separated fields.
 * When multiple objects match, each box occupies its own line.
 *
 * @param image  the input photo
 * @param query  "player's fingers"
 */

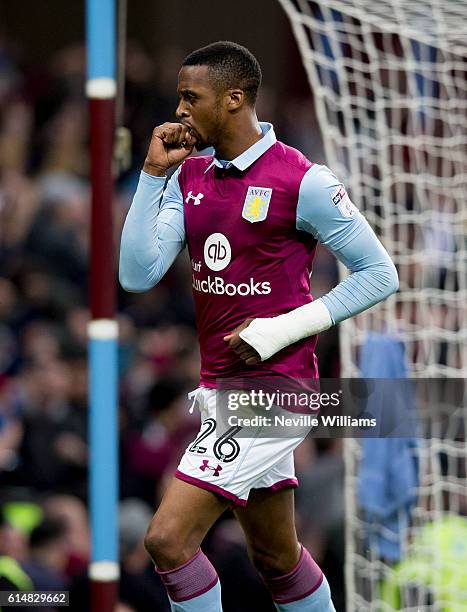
xmin=153 ymin=123 xmax=175 ymax=138
xmin=176 ymin=124 xmax=199 ymax=148
xmin=245 ymin=355 xmax=261 ymax=365
xmin=227 ymin=335 xmax=243 ymax=349
xmin=181 ymin=125 xmax=196 ymax=143
xmin=162 ymin=125 xmax=184 ymax=145
xmin=238 ymin=343 xmax=257 ymax=356
xmin=224 ymin=326 xmax=241 ymax=339
xmin=234 ymin=339 xmax=252 ymax=353
xmin=182 ymin=133 xmax=197 ymax=150
xmin=186 ymin=129 xmax=197 ymax=145
xmin=155 ymin=123 xmax=183 ymax=146
xmin=223 ymin=318 xmax=254 ymax=343
xmin=237 ymin=345 xmax=257 ymax=359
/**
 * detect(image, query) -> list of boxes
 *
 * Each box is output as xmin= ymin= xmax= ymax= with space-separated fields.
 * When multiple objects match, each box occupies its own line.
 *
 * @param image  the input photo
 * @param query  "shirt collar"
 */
xmin=204 ymin=122 xmax=276 ymax=173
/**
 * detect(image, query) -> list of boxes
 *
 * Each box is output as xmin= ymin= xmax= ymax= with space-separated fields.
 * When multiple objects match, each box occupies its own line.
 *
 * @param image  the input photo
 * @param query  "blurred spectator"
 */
xmin=0 ymin=507 xmax=33 ymax=612
xmin=22 ymin=517 xmax=69 ymax=591
xmin=0 ymin=377 xmax=24 ymax=478
xmin=209 ymin=518 xmax=276 ymax=612
xmin=0 ymin=506 xmax=29 ymax=563
xmin=17 ymin=359 xmax=88 ymax=497
xmin=25 ymin=174 xmax=88 ymax=287
xmin=122 ymin=379 xmax=197 ymax=505
xmin=118 ymin=498 xmax=171 ymax=611
xmin=42 ymin=494 xmax=90 ymax=578
xmin=295 ymin=439 xmax=345 ymax=611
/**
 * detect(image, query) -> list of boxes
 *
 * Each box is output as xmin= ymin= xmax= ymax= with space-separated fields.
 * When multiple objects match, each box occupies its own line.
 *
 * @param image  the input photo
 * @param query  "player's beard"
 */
xmin=194 ymin=101 xmax=223 ymax=152
xmin=193 ymin=138 xmax=208 ymax=152
xmin=191 ymin=127 xmax=209 ymax=152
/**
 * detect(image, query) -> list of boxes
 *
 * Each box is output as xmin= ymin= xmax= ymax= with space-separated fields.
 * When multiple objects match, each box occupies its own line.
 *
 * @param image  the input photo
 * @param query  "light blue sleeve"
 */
xmin=296 ymin=164 xmax=399 ymax=324
xmin=119 ymin=167 xmax=185 ymax=292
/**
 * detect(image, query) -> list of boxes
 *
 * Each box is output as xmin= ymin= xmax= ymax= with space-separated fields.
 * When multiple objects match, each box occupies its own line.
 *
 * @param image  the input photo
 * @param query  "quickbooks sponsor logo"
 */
xmin=192 ymin=275 xmax=271 ymax=296
xmin=204 ymin=233 xmax=231 ymax=271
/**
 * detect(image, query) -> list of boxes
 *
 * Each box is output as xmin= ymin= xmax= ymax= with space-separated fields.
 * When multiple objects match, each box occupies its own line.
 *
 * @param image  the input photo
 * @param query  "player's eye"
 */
xmin=182 ymin=91 xmax=196 ymax=102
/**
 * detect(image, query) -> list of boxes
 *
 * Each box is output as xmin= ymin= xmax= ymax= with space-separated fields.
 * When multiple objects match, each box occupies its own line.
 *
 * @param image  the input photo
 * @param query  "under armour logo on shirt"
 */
xmin=185 ymin=191 xmax=204 ymax=206
xmin=199 ymin=460 xmax=222 ymax=477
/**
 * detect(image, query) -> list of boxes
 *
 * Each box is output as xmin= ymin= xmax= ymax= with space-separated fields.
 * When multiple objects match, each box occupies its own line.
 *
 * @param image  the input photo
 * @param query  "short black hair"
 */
xmin=182 ymin=41 xmax=262 ymax=105
xmin=30 ymin=518 xmax=67 ymax=549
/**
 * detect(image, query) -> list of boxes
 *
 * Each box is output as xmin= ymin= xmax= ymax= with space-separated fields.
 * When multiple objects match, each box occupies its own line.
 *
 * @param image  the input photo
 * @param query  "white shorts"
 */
xmin=176 ymin=387 xmax=307 ymax=507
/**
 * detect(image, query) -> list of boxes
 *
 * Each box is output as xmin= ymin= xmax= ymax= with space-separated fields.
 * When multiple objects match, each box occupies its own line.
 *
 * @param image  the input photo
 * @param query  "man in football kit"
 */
xmin=120 ymin=42 xmax=398 ymax=612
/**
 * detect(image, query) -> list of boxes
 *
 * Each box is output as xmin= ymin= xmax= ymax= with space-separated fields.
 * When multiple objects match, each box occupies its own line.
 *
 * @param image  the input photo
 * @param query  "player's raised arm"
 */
xmin=119 ymin=123 xmax=196 ymax=292
xmin=234 ymin=164 xmax=399 ymax=361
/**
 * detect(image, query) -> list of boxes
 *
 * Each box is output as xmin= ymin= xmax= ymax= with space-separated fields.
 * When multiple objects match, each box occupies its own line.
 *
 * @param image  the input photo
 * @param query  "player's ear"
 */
xmin=226 ymin=89 xmax=244 ymax=111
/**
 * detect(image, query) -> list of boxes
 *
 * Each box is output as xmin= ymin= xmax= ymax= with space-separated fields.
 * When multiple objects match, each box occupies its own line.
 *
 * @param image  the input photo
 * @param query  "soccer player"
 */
xmin=120 ymin=41 xmax=398 ymax=612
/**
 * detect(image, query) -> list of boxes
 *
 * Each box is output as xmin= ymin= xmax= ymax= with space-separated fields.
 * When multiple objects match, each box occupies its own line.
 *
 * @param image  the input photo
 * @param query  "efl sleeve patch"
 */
xmin=330 ymin=185 xmax=358 ymax=219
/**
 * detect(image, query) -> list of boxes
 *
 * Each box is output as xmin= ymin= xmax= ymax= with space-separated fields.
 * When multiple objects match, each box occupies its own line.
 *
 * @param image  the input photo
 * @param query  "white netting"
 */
xmin=278 ymin=0 xmax=467 ymax=610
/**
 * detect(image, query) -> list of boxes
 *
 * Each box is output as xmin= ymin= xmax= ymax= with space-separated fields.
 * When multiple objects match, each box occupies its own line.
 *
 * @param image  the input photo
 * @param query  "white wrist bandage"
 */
xmin=238 ymin=299 xmax=333 ymax=362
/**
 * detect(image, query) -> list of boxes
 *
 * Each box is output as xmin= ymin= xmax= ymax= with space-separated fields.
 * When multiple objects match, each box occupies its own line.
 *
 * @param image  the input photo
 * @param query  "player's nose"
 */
xmin=175 ymin=100 xmax=190 ymax=120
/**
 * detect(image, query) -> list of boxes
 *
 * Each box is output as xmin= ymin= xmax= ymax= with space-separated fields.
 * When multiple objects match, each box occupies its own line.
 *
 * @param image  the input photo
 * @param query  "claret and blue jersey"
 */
xmin=120 ymin=123 xmax=398 ymax=385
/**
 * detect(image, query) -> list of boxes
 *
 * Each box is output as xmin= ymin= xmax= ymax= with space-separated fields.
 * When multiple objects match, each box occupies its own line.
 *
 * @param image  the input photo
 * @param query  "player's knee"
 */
xmin=250 ymin=545 xmax=299 ymax=578
xmin=144 ymin=519 xmax=182 ymax=567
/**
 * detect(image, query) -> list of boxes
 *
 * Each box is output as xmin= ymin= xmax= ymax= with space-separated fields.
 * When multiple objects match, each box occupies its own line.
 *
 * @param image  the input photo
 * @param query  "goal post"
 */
xmin=277 ymin=1 xmax=467 ymax=610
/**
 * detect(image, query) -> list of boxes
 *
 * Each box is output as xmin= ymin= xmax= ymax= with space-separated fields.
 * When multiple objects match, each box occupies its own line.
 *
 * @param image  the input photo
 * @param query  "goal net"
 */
xmin=278 ymin=0 xmax=467 ymax=609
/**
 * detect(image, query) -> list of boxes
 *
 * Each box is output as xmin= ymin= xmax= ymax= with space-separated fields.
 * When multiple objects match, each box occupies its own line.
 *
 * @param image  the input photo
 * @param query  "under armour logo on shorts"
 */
xmin=185 ymin=191 xmax=204 ymax=206
xmin=199 ymin=460 xmax=222 ymax=477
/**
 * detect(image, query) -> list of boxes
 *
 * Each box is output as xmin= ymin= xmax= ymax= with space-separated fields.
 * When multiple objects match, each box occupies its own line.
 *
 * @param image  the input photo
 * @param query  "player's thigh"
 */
xmin=234 ymin=486 xmax=300 ymax=574
xmin=145 ymin=476 xmax=229 ymax=560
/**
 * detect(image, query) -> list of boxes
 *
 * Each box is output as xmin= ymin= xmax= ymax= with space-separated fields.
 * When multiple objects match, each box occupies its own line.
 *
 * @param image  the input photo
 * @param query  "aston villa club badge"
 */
xmin=242 ymin=186 xmax=272 ymax=223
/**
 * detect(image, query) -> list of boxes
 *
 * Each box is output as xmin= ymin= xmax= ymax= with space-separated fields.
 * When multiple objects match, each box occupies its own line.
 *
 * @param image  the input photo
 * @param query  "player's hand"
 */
xmin=143 ymin=122 xmax=197 ymax=176
xmin=223 ymin=318 xmax=261 ymax=365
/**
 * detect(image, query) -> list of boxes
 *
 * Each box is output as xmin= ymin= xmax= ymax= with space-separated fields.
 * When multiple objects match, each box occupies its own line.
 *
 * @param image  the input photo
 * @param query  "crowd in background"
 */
xmin=0 ymin=35 xmax=345 ymax=611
